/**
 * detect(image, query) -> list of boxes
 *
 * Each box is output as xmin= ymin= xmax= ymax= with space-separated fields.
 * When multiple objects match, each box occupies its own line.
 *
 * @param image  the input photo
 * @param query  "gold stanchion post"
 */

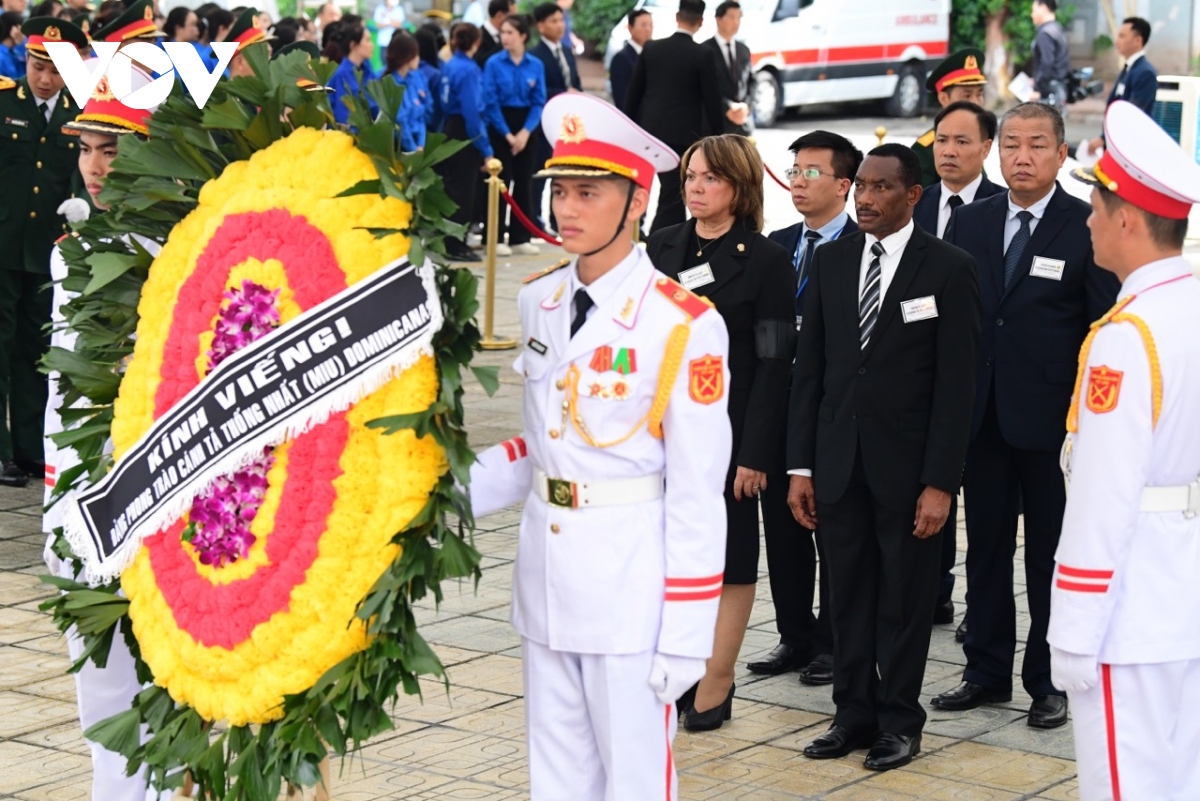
xmin=480 ymin=157 xmax=517 ymax=351
xmin=875 ymin=126 xmax=887 ymax=146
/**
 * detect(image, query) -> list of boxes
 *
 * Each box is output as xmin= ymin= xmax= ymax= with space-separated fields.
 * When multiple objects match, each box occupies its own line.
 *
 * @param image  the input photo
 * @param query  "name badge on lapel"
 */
xmin=678 ymin=263 xmax=715 ymax=291
xmin=1030 ymin=256 xmax=1066 ymax=281
xmin=4 ymin=117 xmax=29 ymax=128
xmin=901 ymin=296 xmax=938 ymax=323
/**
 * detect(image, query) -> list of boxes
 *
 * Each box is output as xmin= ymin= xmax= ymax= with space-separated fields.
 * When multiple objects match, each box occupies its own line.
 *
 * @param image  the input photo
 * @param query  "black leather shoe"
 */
xmin=1028 ymin=694 xmax=1069 ymax=729
xmin=448 ymin=247 xmax=482 ymax=263
xmin=0 ymin=460 xmax=29 ymax=488
xmin=675 ymin=682 xmax=698 ymax=718
xmin=863 ymin=732 xmax=921 ymax=771
xmin=747 ymin=643 xmax=805 ymax=675
xmin=799 ymin=653 xmax=834 ymax=686
xmin=802 ymin=724 xmax=875 ymax=759
xmin=933 ymin=599 xmax=955 ymax=624
xmin=955 ymin=617 xmax=968 ymax=643
xmin=929 ymin=681 xmax=1012 ymax=711
xmin=683 ymin=683 xmax=734 ymax=732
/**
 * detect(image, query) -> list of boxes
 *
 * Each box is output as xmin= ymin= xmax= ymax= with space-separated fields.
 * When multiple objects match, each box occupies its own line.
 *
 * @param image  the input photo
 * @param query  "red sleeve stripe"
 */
xmin=45 ymin=465 xmax=56 ymax=476
xmin=45 ymin=478 xmax=55 ymax=488
xmin=514 ymin=436 xmax=527 ymax=458
xmin=1059 ymin=565 xmax=1115 ymax=580
xmin=665 ymin=586 xmax=723 ymax=602
xmin=1056 ymin=579 xmax=1109 ymax=593
xmin=665 ymin=573 xmax=724 ymax=587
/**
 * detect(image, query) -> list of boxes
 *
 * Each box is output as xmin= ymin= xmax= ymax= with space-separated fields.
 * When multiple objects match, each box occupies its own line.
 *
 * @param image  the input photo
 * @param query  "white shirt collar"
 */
xmin=38 ymin=91 xmax=61 ymax=114
xmin=1007 ymin=186 xmax=1056 ymax=221
xmin=629 ymin=41 xmax=643 ymax=54
xmin=714 ymin=33 xmax=733 ymax=47
xmin=571 ymin=246 xmax=641 ymax=311
xmin=483 ymin=19 xmax=500 ymax=36
xmin=941 ymin=173 xmax=984 ymax=209
xmin=865 ymin=218 xmax=915 ymax=256
xmin=1125 ymin=50 xmax=1145 ymax=67
xmin=675 ymin=27 xmax=694 ymax=38
xmin=1118 ymin=255 xmax=1193 ymax=299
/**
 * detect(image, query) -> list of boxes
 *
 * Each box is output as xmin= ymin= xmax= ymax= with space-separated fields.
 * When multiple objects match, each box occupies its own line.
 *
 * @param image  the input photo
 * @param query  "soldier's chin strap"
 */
xmin=582 ymin=181 xmax=638 ymax=257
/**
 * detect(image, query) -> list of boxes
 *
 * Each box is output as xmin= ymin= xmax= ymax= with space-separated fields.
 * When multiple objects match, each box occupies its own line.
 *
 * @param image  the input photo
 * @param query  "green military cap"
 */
xmin=92 ymin=0 xmax=165 ymax=44
xmin=926 ymin=48 xmax=986 ymax=94
xmin=21 ymin=16 xmax=90 ymax=61
xmin=222 ymin=8 xmax=275 ymax=51
xmin=270 ymin=40 xmax=332 ymax=92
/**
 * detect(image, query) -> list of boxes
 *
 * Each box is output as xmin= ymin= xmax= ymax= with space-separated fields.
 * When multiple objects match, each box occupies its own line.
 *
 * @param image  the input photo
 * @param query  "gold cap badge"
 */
xmin=560 ymin=114 xmax=586 ymax=144
xmin=143 ymin=5 xmax=153 ymax=19
xmin=964 ymin=54 xmax=978 ymax=70
xmin=45 ymin=26 xmax=61 ymax=40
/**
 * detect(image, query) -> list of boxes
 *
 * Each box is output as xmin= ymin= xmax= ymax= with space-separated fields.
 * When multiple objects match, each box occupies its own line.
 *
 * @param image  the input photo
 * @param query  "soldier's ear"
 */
xmin=628 ymin=185 xmax=651 ymax=221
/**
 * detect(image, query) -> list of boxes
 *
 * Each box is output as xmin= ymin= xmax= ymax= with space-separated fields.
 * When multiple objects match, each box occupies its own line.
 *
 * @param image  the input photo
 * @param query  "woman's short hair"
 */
xmin=680 ymin=135 xmax=766 ymax=232
xmin=386 ymin=31 xmax=420 ymax=73
xmin=450 ymin=21 xmax=480 ymax=52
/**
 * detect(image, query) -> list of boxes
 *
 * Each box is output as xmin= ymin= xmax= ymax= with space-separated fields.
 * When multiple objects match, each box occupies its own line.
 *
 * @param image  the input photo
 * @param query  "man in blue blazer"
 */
xmin=930 ymin=103 xmax=1121 ymax=731
xmin=747 ymin=131 xmax=860 ymax=685
xmin=530 ymin=2 xmax=582 ymax=231
xmin=608 ymin=9 xmax=651 ymax=111
xmin=1085 ymin=17 xmax=1157 ymax=153
xmin=912 ymin=100 xmax=1006 ymax=642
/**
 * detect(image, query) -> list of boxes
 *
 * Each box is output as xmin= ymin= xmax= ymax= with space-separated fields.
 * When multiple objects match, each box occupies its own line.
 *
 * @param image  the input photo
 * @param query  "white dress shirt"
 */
xmin=483 ymin=19 xmax=500 ymax=38
xmin=570 ymin=247 xmax=640 ymax=325
xmin=38 ymin=91 xmax=60 ymax=122
xmin=1003 ymin=188 xmax=1055 ymax=252
xmin=937 ymin=172 xmax=983 ymax=238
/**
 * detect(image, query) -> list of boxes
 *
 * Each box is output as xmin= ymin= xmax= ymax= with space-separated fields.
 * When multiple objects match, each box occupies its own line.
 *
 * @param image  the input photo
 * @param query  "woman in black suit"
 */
xmin=647 ymin=134 xmax=795 ymax=731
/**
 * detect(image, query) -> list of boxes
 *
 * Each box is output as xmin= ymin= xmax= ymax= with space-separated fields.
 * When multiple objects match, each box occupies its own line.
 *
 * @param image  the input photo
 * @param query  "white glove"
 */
xmin=648 ymin=653 xmax=707 ymax=706
xmin=1050 ymin=646 xmax=1100 ymax=693
xmin=56 ymin=198 xmax=91 ymax=224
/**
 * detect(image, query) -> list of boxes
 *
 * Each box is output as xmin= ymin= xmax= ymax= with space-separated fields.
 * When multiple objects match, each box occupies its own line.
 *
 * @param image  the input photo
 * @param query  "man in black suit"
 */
xmin=608 ymin=8 xmax=651 ymax=111
xmin=474 ymin=0 xmax=515 ymax=67
xmin=931 ymin=102 xmax=1121 ymax=730
xmin=530 ymin=1 xmax=582 ymax=232
xmin=749 ymin=131 xmax=860 ymax=686
xmin=787 ymin=144 xmax=981 ymax=771
xmin=702 ymin=0 xmax=752 ymax=135
xmin=624 ymin=0 xmax=726 ymax=234
xmin=1083 ymin=17 xmax=1157 ymax=154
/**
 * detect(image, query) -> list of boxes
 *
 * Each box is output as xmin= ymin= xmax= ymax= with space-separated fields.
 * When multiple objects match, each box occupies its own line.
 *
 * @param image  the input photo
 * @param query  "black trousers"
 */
xmin=438 ymin=114 xmax=483 ymax=251
xmin=761 ymin=466 xmax=832 ymax=656
xmin=530 ymin=130 xmax=556 ymax=232
xmin=650 ymin=165 xmax=685 ymax=235
xmin=0 ymin=269 xmax=51 ymax=464
xmin=962 ymin=393 xmax=1065 ymax=698
xmin=819 ymin=450 xmax=941 ymax=737
xmin=937 ymin=494 xmax=958 ymax=606
xmin=487 ymin=107 xmax=537 ymax=246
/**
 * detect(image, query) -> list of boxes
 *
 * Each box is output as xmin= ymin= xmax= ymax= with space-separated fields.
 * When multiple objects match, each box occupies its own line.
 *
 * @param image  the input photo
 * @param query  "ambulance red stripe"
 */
xmin=752 ymin=40 xmax=948 ymax=68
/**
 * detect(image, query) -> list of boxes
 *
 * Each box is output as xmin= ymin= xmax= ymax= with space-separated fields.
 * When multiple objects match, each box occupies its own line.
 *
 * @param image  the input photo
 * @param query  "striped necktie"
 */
xmin=859 ymin=241 xmax=885 ymax=349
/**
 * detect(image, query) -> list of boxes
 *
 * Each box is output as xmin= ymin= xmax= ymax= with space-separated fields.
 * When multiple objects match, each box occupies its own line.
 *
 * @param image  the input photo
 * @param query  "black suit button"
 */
xmin=851 ymin=412 xmax=857 ymax=420
xmin=996 ymin=318 xmax=1004 ymax=326
xmin=986 ymin=358 xmax=993 ymax=367
xmin=857 ymin=367 xmax=866 ymax=375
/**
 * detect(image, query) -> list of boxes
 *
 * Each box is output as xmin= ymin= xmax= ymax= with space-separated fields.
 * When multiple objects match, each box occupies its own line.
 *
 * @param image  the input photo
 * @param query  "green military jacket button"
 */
xmin=29 ymin=211 xmax=36 ymax=219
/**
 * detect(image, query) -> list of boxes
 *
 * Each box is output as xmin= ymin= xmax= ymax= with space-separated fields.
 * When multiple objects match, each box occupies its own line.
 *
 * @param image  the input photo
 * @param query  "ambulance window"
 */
xmin=773 ymin=0 xmax=812 ymax=21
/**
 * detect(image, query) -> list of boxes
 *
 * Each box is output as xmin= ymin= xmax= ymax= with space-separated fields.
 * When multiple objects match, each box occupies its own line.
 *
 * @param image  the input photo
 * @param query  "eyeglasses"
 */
xmin=784 ymin=167 xmax=836 ymax=181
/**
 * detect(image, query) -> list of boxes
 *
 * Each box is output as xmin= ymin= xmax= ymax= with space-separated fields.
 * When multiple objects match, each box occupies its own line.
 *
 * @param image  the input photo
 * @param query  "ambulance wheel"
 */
xmin=884 ymin=63 xmax=924 ymax=118
xmin=752 ymin=71 xmax=781 ymax=128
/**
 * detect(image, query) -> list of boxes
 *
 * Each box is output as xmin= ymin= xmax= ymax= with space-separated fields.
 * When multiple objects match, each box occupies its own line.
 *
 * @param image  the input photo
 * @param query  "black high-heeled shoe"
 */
xmin=682 ymin=683 xmax=735 ymax=732
xmin=676 ymin=682 xmax=699 ymax=718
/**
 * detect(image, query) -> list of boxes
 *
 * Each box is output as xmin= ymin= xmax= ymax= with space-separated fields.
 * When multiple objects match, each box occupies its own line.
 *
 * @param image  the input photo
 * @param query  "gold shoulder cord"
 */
xmin=1067 ymin=297 xmax=1163 ymax=433
xmin=564 ymin=323 xmax=691 ymax=448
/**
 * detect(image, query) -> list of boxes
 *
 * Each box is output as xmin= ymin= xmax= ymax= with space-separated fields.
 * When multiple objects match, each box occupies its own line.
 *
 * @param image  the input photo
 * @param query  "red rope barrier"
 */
xmin=764 ymin=163 xmax=792 ymax=191
xmin=499 ymin=188 xmax=563 ymax=246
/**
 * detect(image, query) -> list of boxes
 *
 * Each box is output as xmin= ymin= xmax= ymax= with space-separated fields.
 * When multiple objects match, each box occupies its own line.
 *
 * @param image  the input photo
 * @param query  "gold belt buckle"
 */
xmin=546 ymin=478 xmax=578 ymax=508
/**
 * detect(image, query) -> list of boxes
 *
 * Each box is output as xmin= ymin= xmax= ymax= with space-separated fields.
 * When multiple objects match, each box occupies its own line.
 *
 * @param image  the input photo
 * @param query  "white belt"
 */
xmin=1141 ymin=478 xmax=1200 ymax=518
xmin=532 ymin=468 xmax=663 ymax=509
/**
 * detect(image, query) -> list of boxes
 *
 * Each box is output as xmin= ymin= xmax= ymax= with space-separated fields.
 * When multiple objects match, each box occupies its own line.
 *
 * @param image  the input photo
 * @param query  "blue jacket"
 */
xmin=394 ymin=69 xmax=429 ymax=151
xmin=608 ymin=42 xmax=637 ymax=111
xmin=529 ymin=38 xmax=580 ymax=98
xmin=329 ymin=57 xmax=379 ymax=125
xmin=416 ymin=60 xmax=442 ymax=129
xmin=1107 ymin=55 xmax=1157 ymax=116
xmin=0 ymin=41 xmax=25 ymax=79
xmin=481 ymin=50 xmax=546 ymax=135
xmin=439 ymin=51 xmax=491 ymax=157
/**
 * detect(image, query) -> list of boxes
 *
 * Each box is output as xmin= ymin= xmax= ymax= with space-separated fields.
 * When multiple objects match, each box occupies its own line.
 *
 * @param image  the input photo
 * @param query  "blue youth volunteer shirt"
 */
xmin=481 ymin=50 xmax=546 ymax=136
xmin=329 ymin=57 xmax=380 ymax=125
xmin=439 ymin=51 xmax=492 ymax=158
xmin=394 ymin=69 xmax=429 ymax=151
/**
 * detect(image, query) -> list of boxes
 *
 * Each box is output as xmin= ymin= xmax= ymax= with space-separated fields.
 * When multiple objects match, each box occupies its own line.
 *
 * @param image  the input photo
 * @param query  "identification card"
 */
xmin=679 ymin=263 xmax=715 ymax=291
xmin=901 ymin=295 xmax=938 ymax=323
xmin=527 ymin=337 xmax=548 ymax=355
xmin=1030 ymin=256 xmax=1066 ymax=281
xmin=4 ymin=117 xmax=28 ymax=128
xmin=1116 ymin=82 xmax=1126 ymax=96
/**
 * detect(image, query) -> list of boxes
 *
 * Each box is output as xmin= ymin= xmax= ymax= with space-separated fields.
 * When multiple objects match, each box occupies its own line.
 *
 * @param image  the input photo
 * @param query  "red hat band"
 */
xmin=105 ymin=18 xmax=158 ymax=42
xmin=545 ymin=139 xmax=656 ymax=190
xmin=234 ymin=27 xmax=267 ymax=49
xmin=935 ymin=67 xmax=985 ymax=93
xmin=1095 ymin=150 xmax=1192 ymax=220
xmin=78 ymin=78 xmax=152 ymax=134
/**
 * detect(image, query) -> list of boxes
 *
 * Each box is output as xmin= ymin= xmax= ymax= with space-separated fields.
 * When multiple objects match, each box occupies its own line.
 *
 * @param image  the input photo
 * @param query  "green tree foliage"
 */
xmin=571 ymin=0 xmax=634 ymax=54
xmin=951 ymin=0 xmax=1074 ymax=73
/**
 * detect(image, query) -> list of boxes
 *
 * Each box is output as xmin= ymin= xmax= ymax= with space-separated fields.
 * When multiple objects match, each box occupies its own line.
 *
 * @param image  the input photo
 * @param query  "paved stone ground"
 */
xmin=0 ymin=246 xmax=1085 ymax=800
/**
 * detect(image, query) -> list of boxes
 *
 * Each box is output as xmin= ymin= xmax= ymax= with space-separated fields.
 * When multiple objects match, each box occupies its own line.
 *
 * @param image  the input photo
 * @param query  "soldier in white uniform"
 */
xmin=43 ymin=65 xmax=169 ymax=801
xmin=468 ymin=92 xmax=732 ymax=800
xmin=1050 ymin=99 xmax=1200 ymax=800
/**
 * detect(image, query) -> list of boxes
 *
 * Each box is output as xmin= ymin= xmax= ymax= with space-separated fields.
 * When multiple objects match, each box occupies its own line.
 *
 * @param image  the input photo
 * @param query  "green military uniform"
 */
xmin=911 ymin=48 xmax=987 ymax=187
xmin=90 ymin=0 xmax=165 ymax=45
xmin=0 ymin=18 xmax=88 ymax=483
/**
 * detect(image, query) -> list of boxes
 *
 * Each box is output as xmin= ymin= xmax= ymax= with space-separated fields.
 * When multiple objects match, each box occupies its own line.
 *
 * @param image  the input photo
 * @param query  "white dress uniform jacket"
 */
xmin=469 ymin=246 xmax=732 ymax=660
xmin=1049 ymin=258 xmax=1200 ymax=664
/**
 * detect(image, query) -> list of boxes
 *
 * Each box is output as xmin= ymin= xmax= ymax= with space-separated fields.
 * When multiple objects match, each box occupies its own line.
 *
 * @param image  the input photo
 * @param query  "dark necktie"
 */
xmin=1004 ymin=210 xmax=1034 ymax=288
xmin=947 ymin=194 xmax=964 ymax=212
xmin=570 ymin=288 xmax=593 ymax=338
xmin=37 ymin=101 xmax=48 ymax=123
xmin=859 ymin=241 xmax=885 ymax=349
xmin=1115 ymin=63 xmax=1128 ymax=94
xmin=795 ymin=230 xmax=820 ymax=317
xmin=726 ymin=42 xmax=739 ymax=91
xmin=555 ymin=45 xmax=571 ymax=88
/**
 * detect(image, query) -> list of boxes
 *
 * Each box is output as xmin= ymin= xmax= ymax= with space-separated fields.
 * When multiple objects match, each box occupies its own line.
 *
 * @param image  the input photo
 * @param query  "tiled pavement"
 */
xmin=0 ymin=248 xmax=1080 ymax=800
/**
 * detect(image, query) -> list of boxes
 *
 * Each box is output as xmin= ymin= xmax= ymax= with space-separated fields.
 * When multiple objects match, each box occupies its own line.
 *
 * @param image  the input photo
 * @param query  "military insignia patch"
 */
xmin=688 ymin=355 xmax=724 ymax=404
xmin=560 ymin=113 xmax=586 ymax=144
xmin=1086 ymin=365 xmax=1123 ymax=414
xmin=45 ymin=25 xmax=61 ymax=40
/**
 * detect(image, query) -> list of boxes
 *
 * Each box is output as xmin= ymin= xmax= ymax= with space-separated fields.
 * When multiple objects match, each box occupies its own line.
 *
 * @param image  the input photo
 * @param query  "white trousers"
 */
xmin=1070 ymin=660 xmax=1200 ymax=801
xmin=522 ymin=639 xmax=678 ymax=801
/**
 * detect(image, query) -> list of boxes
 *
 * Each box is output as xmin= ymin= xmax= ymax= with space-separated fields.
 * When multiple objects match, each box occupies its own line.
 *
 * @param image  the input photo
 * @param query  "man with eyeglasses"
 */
xmin=746 ymin=131 xmax=860 ymax=684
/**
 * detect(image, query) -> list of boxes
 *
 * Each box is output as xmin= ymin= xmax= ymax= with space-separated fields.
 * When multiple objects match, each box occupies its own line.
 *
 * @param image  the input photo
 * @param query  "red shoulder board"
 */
xmin=654 ymin=276 xmax=712 ymax=319
xmin=54 ymin=233 xmax=70 ymax=244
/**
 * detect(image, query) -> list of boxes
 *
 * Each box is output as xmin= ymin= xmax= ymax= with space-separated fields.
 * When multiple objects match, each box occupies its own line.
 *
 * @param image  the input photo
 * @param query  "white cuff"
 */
xmin=787 ymin=469 xmax=812 ymax=477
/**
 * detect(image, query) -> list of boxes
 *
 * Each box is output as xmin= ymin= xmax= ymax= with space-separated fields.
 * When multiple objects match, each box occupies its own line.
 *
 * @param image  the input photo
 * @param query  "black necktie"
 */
xmin=1116 ymin=63 xmax=1128 ymax=94
xmin=1004 ymin=210 xmax=1034 ymax=288
xmin=859 ymin=241 xmax=885 ymax=349
xmin=37 ymin=101 xmax=48 ymax=123
xmin=947 ymin=194 xmax=964 ymax=212
xmin=795 ymin=230 xmax=820 ymax=317
xmin=555 ymin=45 xmax=571 ymax=87
xmin=570 ymin=288 xmax=593 ymax=338
xmin=726 ymin=42 xmax=739 ymax=90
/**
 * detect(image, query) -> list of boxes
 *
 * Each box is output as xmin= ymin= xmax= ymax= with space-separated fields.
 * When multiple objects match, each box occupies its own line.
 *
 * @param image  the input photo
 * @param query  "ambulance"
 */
xmin=606 ymin=0 xmax=951 ymax=126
